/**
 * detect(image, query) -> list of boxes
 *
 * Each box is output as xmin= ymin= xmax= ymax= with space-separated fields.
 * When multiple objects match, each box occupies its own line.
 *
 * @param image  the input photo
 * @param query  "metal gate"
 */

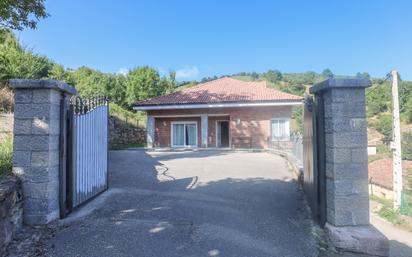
xmin=303 ymin=94 xmax=326 ymax=226
xmin=60 ymin=96 xmax=109 ymax=217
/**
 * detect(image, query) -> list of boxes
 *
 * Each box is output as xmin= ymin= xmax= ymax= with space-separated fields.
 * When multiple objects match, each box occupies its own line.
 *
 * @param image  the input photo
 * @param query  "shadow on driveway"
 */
xmin=44 ymin=150 xmax=318 ymax=257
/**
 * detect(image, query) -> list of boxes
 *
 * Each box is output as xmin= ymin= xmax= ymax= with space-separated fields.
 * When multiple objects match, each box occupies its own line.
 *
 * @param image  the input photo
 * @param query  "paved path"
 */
xmin=44 ymin=150 xmax=317 ymax=257
xmin=370 ymin=213 xmax=412 ymax=257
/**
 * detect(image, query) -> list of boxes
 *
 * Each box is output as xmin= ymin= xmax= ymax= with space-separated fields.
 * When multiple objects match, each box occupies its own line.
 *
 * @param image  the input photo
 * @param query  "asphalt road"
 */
xmin=370 ymin=201 xmax=412 ymax=257
xmin=44 ymin=150 xmax=317 ymax=257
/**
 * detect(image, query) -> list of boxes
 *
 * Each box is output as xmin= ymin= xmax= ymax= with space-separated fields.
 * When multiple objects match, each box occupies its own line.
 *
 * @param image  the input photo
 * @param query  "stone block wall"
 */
xmin=323 ymin=87 xmax=370 ymax=226
xmin=0 ymin=179 xmax=23 ymax=256
xmin=0 ymin=114 xmax=13 ymax=142
xmin=12 ymin=88 xmax=62 ymax=225
xmin=109 ymin=116 xmax=146 ymax=145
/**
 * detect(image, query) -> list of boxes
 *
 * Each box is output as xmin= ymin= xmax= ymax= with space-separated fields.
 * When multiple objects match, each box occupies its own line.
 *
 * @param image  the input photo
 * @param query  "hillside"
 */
xmin=1 ymin=28 xmax=411 ymax=157
xmin=224 ymin=72 xmax=412 ymax=161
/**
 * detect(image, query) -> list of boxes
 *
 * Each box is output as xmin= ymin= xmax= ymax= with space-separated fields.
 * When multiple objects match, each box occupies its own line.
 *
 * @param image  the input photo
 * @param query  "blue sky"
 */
xmin=15 ymin=0 xmax=412 ymax=80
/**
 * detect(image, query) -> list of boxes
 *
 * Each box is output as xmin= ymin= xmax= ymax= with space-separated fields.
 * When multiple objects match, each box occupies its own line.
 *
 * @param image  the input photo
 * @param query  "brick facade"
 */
xmin=154 ymin=117 xmax=202 ymax=147
xmin=147 ymin=106 xmax=293 ymax=149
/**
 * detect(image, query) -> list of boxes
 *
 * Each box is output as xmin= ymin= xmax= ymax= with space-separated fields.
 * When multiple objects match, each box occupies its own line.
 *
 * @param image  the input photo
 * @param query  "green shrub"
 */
xmin=373 ymin=114 xmax=392 ymax=143
xmin=402 ymin=132 xmax=412 ymax=160
xmin=366 ymin=82 xmax=391 ymax=117
xmin=378 ymin=205 xmax=404 ymax=225
xmin=376 ymin=144 xmax=391 ymax=155
xmin=109 ymin=103 xmax=146 ymax=128
xmin=292 ymin=106 xmax=303 ymax=133
xmin=0 ymin=136 xmax=13 ymax=180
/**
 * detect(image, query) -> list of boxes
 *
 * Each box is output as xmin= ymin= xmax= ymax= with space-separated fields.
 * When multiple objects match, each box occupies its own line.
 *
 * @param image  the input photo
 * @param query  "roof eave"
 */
xmin=133 ymin=100 xmax=303 ymax=111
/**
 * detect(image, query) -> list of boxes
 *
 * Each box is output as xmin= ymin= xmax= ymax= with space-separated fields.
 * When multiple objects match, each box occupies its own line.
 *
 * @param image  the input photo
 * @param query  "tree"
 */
xmin=74 ymin=70 xmax=111 ymax=97
xmin=322 ymin=68 xmax=334 ymax=79
xmin=302 ymin=71 xmax=316 ymax=84
xmin=402 ymin=97 xmax=412 ymax=123
xmin=0 ymin=28 xmax=52 ymax=85
xmin=366 ymin=82 xmax=391 ymax=117
xmin=292 ymin=106 xmax=303 ymax=132
xmin=250 ymin=72 xmax=259 ymax=80
xmin=0 ymin=0 xmax=49 ymax=30
xmin=201 ymin=76 xmax=216 ymax=83
xmin=264 ymin=69 xmax=283 ymax=83
xmin=374 ymin=113 xmax=392 ymax=143
xmin=402 ymin=132 xmax=412 ymax=160
xmin=126 ymin=66 xmax=162 ymax=105
xmin=51 ymin=65 xmax=130 ymax=108
xmin=356 ymin=72 xmax=370 ymax=79
xmin=48 ymin=64 xmax=75 ymax=85
xmin=165 ymin=70 xmax=177 ymax=94
xmin=399 ymin=81 xmax=412 ymax=122
xmin=0 ymin=28 xmax=52 ymax=112
xmin=109 ymin=75 xmax=127 ymax=107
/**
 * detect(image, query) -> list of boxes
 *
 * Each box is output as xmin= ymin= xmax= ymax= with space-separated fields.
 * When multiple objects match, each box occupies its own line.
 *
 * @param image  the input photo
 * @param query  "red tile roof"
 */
xmin=134 ymin=77 xmax=302 ymax=106
xmin=368 ymin=158 xmax=412 ymax=190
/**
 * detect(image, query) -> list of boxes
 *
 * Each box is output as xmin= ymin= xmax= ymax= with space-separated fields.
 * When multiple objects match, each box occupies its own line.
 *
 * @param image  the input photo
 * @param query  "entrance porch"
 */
xmin=148 ymin=114 xmax=232 ymax=148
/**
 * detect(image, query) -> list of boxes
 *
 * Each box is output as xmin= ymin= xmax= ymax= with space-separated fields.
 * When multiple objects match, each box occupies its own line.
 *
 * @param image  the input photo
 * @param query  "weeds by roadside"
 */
xmin=378 ymin=205 xmax=404 ymax=225
xmin=0 ymin=136 xmax=13 ymax=180
xmin=370 ymin=194 xmax=412 ymax=232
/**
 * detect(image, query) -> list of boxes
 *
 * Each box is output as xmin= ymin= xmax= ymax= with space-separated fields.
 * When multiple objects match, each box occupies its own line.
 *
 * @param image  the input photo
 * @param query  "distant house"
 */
xmin=134 ymin=77 xmax=302 ymax=149
xmin=368 ymin=158 xmax=412 ymax=199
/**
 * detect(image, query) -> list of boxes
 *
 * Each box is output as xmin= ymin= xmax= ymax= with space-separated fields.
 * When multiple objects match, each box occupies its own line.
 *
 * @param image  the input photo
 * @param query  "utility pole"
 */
xmin=391 ymin=70 xmax=403 ymax=209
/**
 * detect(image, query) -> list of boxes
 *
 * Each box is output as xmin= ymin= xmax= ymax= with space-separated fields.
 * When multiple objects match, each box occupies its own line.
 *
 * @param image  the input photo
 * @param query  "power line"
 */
xmin=365 ymin=73 xmax=391 ymax=96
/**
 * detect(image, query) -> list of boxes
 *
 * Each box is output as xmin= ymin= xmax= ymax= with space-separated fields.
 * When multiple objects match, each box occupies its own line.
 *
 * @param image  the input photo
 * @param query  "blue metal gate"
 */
xmin=62 ymin=96 xmax=109 ymax=215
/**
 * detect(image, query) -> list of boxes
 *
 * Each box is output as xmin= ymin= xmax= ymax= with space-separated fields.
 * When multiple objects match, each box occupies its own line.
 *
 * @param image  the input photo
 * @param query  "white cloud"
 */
xmin=175 ymin=66 xmax=199 ymax=79
xmin=117 ymin=68 xmax=129 ymax=76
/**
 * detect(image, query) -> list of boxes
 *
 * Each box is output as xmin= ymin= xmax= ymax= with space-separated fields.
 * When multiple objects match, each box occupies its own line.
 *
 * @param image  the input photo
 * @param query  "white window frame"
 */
xmin=270 ymin=118 xmax=290 ymax=141
xmin=170 ymin=121 xmax=198 ymax=148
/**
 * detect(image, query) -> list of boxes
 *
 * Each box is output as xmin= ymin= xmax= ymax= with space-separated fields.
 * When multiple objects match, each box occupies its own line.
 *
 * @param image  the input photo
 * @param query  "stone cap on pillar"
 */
xmin=9 ymin=79 xmax=77 ymax=95
xmin=310 ymin=78 xmax=371 ymax=94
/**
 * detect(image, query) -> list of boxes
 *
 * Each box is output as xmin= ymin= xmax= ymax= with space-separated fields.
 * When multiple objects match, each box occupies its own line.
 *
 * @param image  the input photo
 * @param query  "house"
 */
xmin=134 ymin=77 xmax=303 ymax=149
xmin=368 ymin=158 xmax=412 ymax=199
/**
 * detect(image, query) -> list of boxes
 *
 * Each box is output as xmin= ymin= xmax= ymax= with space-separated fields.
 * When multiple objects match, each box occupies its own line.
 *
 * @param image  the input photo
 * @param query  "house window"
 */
xmin=171 ymin=122 xmax=197 ymax=147
xmin=270 ymin=119 xmax=290 ymax=141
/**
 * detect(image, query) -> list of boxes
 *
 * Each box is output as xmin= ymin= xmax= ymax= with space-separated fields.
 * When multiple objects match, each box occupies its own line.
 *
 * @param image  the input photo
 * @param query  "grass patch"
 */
xmin=109 ymin=143 xmax=146 ymax=150
xmin=370 ymin=194 xmax=393 ymax=206
xmin=371 ymin=194 xmax=412 ymax=231
xmin=0 ymin=136 xmax=13 ymax=180
xmin=378 ymin=205 xmax=405 ymax=225
xmin=109 ymin=103 xmax=146 ymax=128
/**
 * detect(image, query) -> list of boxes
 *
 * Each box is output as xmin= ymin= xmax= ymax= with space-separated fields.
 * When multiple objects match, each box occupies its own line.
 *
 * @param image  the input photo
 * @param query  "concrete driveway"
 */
xmin=44 ymin=150 xmax=317 ymax=257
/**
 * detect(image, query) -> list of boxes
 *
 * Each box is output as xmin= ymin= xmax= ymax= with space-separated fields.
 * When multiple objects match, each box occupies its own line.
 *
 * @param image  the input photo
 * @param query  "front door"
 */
xmin=217 ymin=121 xmax=230 ymax=147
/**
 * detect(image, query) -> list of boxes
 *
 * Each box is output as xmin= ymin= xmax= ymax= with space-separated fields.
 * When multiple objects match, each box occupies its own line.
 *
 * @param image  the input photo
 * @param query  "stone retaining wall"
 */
xmin=1 ymin=113 xmax=147 ymax=146
xmin=0 ymin=114 xmax=13 ymax=142
xmin=109 ymin=116 xmax=146 ymax=145
xmin=0 ymin=179 xmax=23 ymax=256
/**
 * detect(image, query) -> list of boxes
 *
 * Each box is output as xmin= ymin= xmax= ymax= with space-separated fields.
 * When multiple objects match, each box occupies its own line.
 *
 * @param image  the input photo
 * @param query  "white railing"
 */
xmin=290 ymin=132 xmax=303 ymax=165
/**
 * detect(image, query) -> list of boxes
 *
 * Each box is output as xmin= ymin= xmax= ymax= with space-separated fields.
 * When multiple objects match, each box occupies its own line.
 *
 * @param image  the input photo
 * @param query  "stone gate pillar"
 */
xmin=10 ymin=80 xmax=77 ymax=225
xmin=310 ymin=79 xmax=389 ymax=257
